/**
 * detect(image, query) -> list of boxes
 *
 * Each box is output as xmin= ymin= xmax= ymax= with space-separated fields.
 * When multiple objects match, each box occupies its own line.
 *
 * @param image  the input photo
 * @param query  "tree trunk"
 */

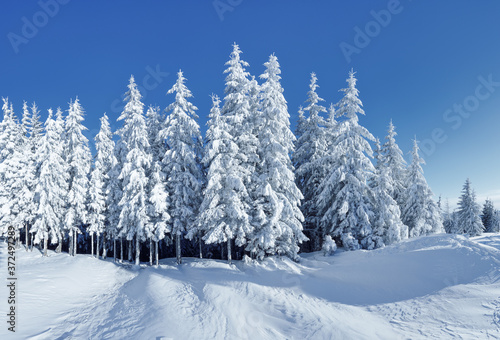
xmin=113 ymin=238 xmax=117 ymax=262
xmin=149 ymin=238 xmax=153 ymax=266
xmin=43 ymin=237 xmax=48 ymax=257
xmin=227 ymin=239 xmax=232 ymax=264
xmin=199 ymin=235 xmax=203 ymax=259
xmin=155 ymin=240 xmax=159 ymax=266
xmin=128 ymin=239 xmax=132 ymax=262
xmin=56 ymin=241 xmax=62 ymax=253
xmin=96 ymin=233 xmax=100 ymax=259
xmin=91 ymin=233 xmax=94 ymax=257
xmin=30 ymin=234 xmax=34 ymax=252
xmin=120 ymin=237 xmax=123 ymax=263
xmin=69 ymin=230 xmax=73 ymax=256
xmin=25 ymin=224 xmax=29 ymax=251
xmin=176 ymin=234 xmax=182 ymax=265
xmin=74 ymin=229 xmax=78 ymax=256
xmin=135 ymin=237 xmax=140 ymax=265
xmin=102 ymin=232 xmax=107 ymax=259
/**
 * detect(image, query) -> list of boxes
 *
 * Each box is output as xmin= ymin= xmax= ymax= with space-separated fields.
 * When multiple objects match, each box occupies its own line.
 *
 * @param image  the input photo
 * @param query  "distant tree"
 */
xmin=317 ymin=70 xmax=376 ymax=250
xmin=442 ymin=199 xmax=456 ymax=234
xmin=292 ymin=73 xmax=328 ymax=251
xmin=247 ymin=54 xmax=307 ymax=260
xmin=401 ymin=139 xmax=443 ymax=237
xmin=457 ymin=178 xmax=483 ymax=236
xmin=64 ymin=98 xmax=92 ymax=256
xmin=481 ymin=199 xmax=499 ymax=233
xmin=161 ymin=70 xmax=203 ymax=265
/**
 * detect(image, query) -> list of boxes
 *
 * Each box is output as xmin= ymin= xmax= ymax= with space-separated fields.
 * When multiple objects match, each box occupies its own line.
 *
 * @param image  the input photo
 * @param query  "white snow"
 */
xmin=2 ymin=233 xmax=500 ymax=339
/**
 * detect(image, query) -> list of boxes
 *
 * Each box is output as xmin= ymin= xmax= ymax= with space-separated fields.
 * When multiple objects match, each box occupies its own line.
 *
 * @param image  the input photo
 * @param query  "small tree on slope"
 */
xmin=457 ymin=178 xmax=484 ymax=236
xmin=401 ymin=139 xmax=443 ymax=237
xmin=161 ymin=70 xmax=203 ymax=265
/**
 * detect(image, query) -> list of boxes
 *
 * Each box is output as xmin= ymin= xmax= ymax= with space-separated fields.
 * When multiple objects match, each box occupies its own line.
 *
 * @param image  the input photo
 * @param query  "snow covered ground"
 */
xmin=2 ymin=233 xmax=500 ymax=339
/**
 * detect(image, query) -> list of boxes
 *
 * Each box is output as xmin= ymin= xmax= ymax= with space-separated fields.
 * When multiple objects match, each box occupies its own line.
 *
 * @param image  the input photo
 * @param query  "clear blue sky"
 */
xmin=1 ymin=0 xmax=500 ymax=209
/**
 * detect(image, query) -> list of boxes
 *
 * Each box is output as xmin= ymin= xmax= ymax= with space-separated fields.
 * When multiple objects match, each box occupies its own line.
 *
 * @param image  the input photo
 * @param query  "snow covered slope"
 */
xmin=2 ymin=233 xmax=500 ymax=339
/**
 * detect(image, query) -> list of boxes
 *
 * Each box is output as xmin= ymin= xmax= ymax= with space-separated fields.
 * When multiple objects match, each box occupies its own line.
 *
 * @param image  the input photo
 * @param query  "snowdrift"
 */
xmin=2 ymin=233 xmax=500 ymax=339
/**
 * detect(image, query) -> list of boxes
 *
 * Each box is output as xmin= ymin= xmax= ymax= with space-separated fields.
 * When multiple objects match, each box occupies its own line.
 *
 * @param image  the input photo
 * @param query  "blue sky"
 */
xmin=1 ymin=0 xmax=500 ymax=209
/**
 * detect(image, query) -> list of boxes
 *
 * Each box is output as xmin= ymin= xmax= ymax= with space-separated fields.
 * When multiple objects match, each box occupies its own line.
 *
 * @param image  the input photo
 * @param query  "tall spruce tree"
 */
xmin=248 ymin=54 xmax=306 ymax=260
xmin=381 ymin=120 xmax=407 ymax=207
xmin=161 ymin=70 xmax=203 ymax=265
xmin=116 ymin=76 xmax=152 ymax=265
xmin=317 ymin=70 xmax=376 ymax=250
xmin=292 ymin=73 xmax=328 ymax=251
xmin=197 ymin=95 xmax=251 ymax=263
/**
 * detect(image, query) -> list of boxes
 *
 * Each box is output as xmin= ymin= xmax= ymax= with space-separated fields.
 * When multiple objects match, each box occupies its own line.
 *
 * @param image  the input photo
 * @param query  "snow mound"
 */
xmin=2 ymin=233 xmax=500 ymax=339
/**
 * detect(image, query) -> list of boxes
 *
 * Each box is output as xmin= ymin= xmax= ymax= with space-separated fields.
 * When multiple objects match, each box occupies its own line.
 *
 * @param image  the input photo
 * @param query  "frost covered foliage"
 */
xmin=161 ymin=70 xmax=203 ymax=264
xmin=318 ymin=70 xmax=376 ymax=250
xmin=116 ymin=76 xmax=152 ymax=265
xmin=401 ymin=140 xmax=443 ymax=237
xmin=292 ymin=73 xmax=328 ymax=250
xmin=248 ymin=54 xmax=307 ymax=260
xmin=456 ymin=179 xmax=484 ymax=236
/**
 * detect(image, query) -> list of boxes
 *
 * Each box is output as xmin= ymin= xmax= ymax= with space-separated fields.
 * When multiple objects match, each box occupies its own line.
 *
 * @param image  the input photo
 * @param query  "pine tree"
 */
xmin=64 ymin=98 xmax=92 ymax=256
xmin=247 ymin=54 xmax=307 ymax=260
xmin=31 ymin=110 xmax=69 ymax=256
xmin=116 ymin=76 xmax=152 ymax=265
xmin=197 ymin=95 xmax=251 ymax=263
xmin=481 ymin=199 xmax=499 ymax=233
xmin=317 ymin=70 xmax=376 ymax=250
xmin=292 ymin=73 xmax=328 ymax=251
xmin=145 ymin=106 xmax=170 ymax=266
xmin=401 ymin=139 xmax=443 ymax=237
xmin=220 ymin=43 xmax=261 ymax=260
xmin=381 ymin=120 xmax=407 ymax=207
xmin=457 ymin=178 xmax=484 ymax=236
xmin=161 ymin=70 xmax=203 ymax=265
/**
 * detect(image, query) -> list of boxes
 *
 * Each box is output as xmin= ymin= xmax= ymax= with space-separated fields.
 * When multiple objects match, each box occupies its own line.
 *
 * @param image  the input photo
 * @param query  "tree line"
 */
xmin=2 ymin=43 xmax=481 ymax=265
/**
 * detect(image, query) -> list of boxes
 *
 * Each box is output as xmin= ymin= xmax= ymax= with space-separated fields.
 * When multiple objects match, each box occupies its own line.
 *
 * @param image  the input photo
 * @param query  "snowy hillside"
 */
xmin=2 ymin=233 xmax=500 ymax=339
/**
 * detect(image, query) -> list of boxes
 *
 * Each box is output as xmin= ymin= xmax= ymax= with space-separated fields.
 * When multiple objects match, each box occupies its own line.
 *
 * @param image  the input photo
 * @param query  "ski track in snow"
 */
xmin=1 ymin=233 xmax=500 ymax=339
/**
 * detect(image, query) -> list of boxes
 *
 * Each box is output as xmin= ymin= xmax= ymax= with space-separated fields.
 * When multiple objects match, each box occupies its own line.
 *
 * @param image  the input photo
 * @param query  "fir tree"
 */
xmin=401 ymin=139 xmax=443 ymax=237
xmin=31 ymin=110 xmax=69 ymax=256
xmin=64 ymin=98 xmax=92 ymax=256
xmin=318 ymin=70 xmax=376 ymax=250
xmin=292 ymin=73 xmax=328 ymax=251
xmin=197 ymin=95 xmax=251 ymax=263
xmin=247 ymin=54 xmax=307 ymax=260
xmin=161 ymin=70 xmax=203 ymax=265
xmin=381 ymin=120 xmax=407 ymax=206
xmin=481 ymin=199 xmax=499 ymax=233
xmin=117 ymin=76 xmax=152 ymax=265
